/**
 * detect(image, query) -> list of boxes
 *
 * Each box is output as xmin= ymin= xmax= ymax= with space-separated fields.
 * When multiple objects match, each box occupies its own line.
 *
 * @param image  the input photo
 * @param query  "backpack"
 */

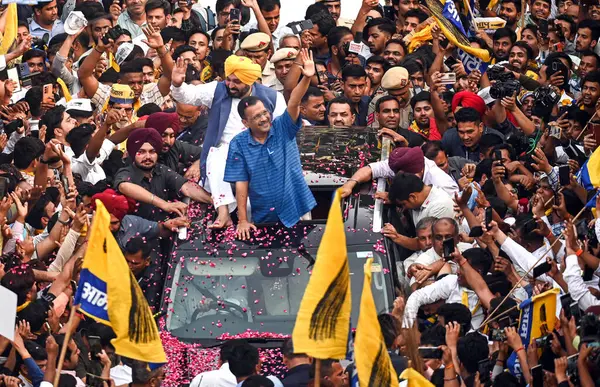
xmin=191 ymin=4 xmax=216 ymax=32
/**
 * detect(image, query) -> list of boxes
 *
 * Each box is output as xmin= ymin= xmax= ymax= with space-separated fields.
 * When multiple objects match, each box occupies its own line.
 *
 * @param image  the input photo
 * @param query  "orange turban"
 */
xmin=224 ymin=55 xmax=262 ymax=86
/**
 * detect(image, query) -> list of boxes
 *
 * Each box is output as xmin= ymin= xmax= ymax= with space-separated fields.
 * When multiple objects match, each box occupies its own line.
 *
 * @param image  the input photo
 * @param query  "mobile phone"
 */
xmin=485 ymin=207 xmax=493 ymax=228
xmin=439 ymin=72 xmax=456 ymax=85
xmin=539 ymin=18 xmax=549 ymax=38
xmin=18 ymin=63 xmax=31 ymax=78
xmin=494 ymin=149 xmax=503 ymax=162
xmin=0 ymin=176 xmax=7 ymax=199
xmin=570 ymin=301 xmax=582 ymax=323
xmin=478 ymin=359 xmax=491 ymax=384
xmin=533 ymin=261 xmax=552 ymax=278
xmin=88 ymin=335 xmax=102 ymax=361
xmin=444 ymin=56 xmax=458 ymax=69
xmin=418 ymin=347 xmax=443 ymax=359
xmin=559 ymin=165 xmax=570 ymax=186
xmin=590 ymin=122 xmax=600 ymax=144
xmin=383 ymin=5 xmax=395 ymax=20
xmin=442 ymin=238 xmax=455 ymax=260
xmin=7 ymin=67 xmax=21 ymax=92
xmin=289 ymin=19 xmax=314 ymax=35
xmin=566 ymin=354 xmax=579 ymax=379
xmin=229 ymin=8 xmax=240 ymax=23
xmin=549 ymin=125 xmax=562 ymax=139
xmin=43 ymin=84 xmax=53 ymax=103
xmin=561 ymin=294 xmax=574 ymax=320
xmin=490 ymin=328 xmax=506 ymax=342
xmin=469 ymin=226 xmax=484 ymax=238
xmin=531 ymin=364 xmax=544 ymax=387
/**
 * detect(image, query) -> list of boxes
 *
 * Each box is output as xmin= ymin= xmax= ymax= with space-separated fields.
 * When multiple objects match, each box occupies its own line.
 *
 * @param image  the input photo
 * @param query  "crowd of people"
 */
xmin=0 ymin=0 xmax=600 ymax=386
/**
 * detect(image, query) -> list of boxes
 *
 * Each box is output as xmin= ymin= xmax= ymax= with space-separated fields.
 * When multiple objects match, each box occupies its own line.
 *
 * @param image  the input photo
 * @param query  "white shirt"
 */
xmin=500 ymin=237 xmax=555 ymax=284
xmin=402 ymin=274 xmax=484 ymax=330
xmin=235 ymin=375 xmax=284 ymax=387
xmin=368 ymin=158 xmax=459 ymax=196
xmin=409 ymin=186 xmax=455 ymax=226
xmin=407 ymin=243 xmax=473 ymax=285
xmin=563 ymin=254 xmax=600 ymax=311
xmin=170 ymin=81 xmax=287 ymax=145
xmin=190 ymin=363 xmax=237 ymax=387
xmin=66 ymin=139 xmax=115 ymax=184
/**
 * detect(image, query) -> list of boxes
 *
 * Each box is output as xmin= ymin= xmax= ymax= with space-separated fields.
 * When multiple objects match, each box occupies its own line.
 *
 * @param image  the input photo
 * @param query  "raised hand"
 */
xmin=142 ymin=24 xmax=164 ymax=50
xmin=172 ymin=57 xmax=187 ymax=87
xmin=299 ymin=48 xmax=315 ymax=78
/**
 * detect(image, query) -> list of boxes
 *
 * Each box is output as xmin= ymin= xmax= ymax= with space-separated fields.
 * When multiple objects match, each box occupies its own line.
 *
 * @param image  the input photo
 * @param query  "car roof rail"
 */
xmin=372 ymin=136 xmax=392 ymax=233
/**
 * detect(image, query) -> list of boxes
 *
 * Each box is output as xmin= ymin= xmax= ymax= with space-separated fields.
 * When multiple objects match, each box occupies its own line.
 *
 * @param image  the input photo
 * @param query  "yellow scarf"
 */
xmin=409 ymin=120 xmax=430 ymax=138
xmin=462 ymin=289 xmax=481 ymax=316
xmin=57 ymin=78 xmax=72 ymax=102
xmin=16 ymin=300 xmax=31 ymax=312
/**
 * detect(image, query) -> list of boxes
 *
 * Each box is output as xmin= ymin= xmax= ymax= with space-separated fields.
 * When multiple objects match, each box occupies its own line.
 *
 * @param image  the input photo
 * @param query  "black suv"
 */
xmin=159 ymin=126 xmax=400 ymax=383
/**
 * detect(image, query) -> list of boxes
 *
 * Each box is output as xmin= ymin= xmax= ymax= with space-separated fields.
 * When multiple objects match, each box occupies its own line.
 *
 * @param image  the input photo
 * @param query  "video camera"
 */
xmin=488 ymin=66 xmax=521 ymax=99
xmin=532 ymin=86 xmax=560 ymax=120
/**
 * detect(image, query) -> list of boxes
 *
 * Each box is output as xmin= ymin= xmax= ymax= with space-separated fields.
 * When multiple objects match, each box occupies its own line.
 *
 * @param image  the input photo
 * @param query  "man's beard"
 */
xmin=226 ymin=84 xmax=251 ymax=98
xmin=135 ymin=160 xmax=155 ymax=171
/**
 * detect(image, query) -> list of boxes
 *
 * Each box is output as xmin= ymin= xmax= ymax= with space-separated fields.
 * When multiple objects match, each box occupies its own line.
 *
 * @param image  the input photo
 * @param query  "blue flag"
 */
xmin=457 ymin=48 xmax=489 ymax=74
xmin=443 ymin=0 xmax=467 ymax=36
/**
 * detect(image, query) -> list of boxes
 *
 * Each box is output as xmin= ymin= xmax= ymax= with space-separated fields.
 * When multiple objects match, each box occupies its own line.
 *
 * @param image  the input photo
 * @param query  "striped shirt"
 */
xmin=224 ymin=111 xmax=316 ymax=227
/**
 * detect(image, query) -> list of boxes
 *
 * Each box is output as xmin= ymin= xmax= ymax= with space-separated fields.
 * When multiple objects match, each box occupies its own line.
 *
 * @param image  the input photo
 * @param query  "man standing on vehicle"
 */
xmin=224 ymin=49 xmax=317 ymax=240
xmin=171 ymin=54 xmax=287 ymax=229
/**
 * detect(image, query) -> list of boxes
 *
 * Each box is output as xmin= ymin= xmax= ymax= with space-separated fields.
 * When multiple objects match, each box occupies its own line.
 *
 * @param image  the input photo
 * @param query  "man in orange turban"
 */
xmin=170 ymin=53 xmax=287 ymax=229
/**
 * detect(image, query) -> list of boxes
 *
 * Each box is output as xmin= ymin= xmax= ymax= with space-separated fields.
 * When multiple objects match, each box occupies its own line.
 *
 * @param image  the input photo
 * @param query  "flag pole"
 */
xmin=314 ymin=359 xmax=321 ymax=387
xmin=53 ymin=304 xmax=80 ymax=386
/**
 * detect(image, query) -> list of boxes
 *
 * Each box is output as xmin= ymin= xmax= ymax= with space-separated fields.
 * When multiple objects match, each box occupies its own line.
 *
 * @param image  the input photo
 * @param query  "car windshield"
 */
xmin=165 ymin=238 xmax=393 ymax=340
xmin=163 ymin=126 xmax=395 ymax=342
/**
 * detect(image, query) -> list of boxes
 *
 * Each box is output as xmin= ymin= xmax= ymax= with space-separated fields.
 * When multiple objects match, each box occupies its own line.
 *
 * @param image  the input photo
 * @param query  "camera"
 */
xmin=489 ymin=70 xmax=521 ymax=99
xmin=532 ymin=86 xmax=560 ymax=120
xmin=505 ymin=129 xmax=532 ymax=156
xmin=102 ymin=25 xmax=126 ymax=45
xmin=487 ymin=65 xmax=511 ymax=82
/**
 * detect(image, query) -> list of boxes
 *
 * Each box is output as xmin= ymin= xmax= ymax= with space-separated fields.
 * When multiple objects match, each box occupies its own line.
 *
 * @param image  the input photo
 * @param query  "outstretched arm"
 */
xmin=287 ymin=49 xmax=314 ymax=122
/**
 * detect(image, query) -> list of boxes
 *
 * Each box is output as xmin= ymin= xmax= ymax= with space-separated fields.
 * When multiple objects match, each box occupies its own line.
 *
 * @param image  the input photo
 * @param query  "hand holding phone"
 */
xmin=559 ymin=165 xmax=570 ymax=186
xmin=229 ymin=8 xmax=240 ymax=24
xmin=443 ymin=238 xmax=455 ymax=261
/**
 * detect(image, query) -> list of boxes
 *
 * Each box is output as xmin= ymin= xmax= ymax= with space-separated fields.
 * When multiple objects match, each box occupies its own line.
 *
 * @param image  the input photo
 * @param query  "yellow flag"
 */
xmin=426 ymin=0 xmax=492 ymax=62
xmin=292 ymin=189 xmax=350 ymax=359
xmin=74 ymin=201 xmax=166 ymax=366
xmin=0 ymin=4 xmax=17 ymax=55
xmin=355 ymin=258 xmax=398 ymax=386
xmin=400 ymin=368 xmax=435 ymax=387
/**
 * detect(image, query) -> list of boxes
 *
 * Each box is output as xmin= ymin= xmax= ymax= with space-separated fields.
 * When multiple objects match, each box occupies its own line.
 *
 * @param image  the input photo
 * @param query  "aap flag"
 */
xmin=75 ymin=201 xmax=166 ymax=368
xmin=442 ymin=0 xmax=467 ymax=36
xmin=507 ymin=288 xmax=559 ymax=379
xmin=457 ymin=48 xmax=489 ymax=75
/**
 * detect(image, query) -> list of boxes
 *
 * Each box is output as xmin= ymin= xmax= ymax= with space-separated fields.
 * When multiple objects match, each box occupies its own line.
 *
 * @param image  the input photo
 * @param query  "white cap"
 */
xmin=478 ymin=86 xmax=495 ymax=105
xmin=116 ymin=43 xmax=135 ymax=65
xmin=66 ymin=98 xmax=93 ymax=117
xmin=64 ymin=11 xmax=88 ymax=35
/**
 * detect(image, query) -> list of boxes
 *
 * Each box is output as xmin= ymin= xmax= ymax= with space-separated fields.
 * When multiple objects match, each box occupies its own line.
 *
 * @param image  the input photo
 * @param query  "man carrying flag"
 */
xmin=74 ymin=200 xmax=167 ymax=368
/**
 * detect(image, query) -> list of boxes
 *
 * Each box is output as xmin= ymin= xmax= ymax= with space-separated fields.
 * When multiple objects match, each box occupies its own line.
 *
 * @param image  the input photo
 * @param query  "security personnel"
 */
xmin=369 ymin=66 xmax=413 ymax=129
xmin=270 ymin=47 xmax=298 ymax=92
xmin=240 ymin=32 xmax=277 ymax=88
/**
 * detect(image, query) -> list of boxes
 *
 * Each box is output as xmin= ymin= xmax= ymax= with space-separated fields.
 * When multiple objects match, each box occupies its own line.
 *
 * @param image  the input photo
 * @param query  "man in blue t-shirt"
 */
xmin=224 ymin=49 xmax=317 ymax=240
